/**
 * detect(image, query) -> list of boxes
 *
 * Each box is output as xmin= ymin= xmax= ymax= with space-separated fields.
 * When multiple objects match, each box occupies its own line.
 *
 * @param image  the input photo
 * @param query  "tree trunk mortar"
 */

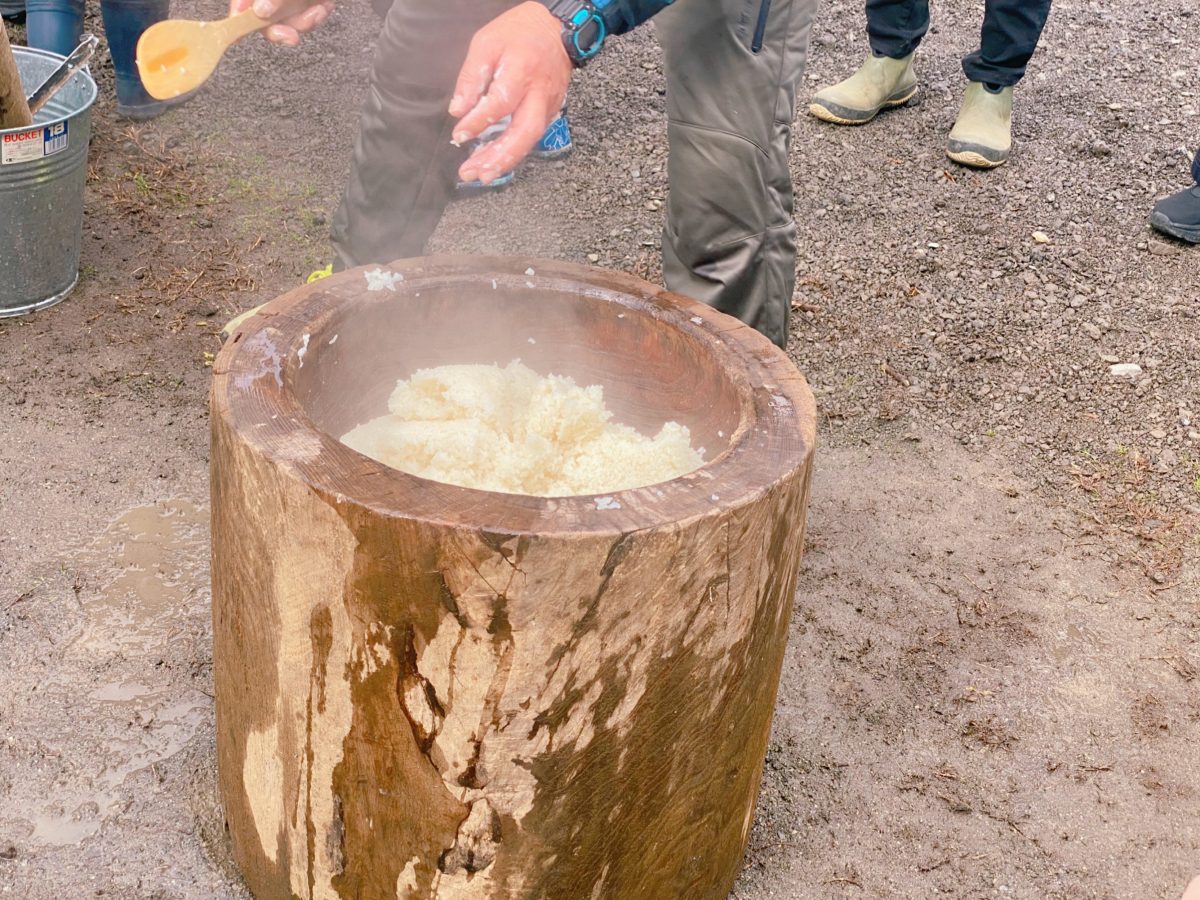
xmin=211 ymin=257 xmax=816 ymax=899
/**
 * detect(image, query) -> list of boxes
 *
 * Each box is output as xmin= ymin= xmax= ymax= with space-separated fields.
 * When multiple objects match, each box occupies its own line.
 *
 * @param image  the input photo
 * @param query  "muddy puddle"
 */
xmin=21 ymin=499 xmax=212 ymax=847
xmin=68 ymin=498 xmax=208 ymax=655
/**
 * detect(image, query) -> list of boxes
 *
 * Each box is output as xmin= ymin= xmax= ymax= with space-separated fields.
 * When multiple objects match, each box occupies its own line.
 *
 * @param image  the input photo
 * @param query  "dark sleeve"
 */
xmin=596 ymin=0 xmax=675 ymax=35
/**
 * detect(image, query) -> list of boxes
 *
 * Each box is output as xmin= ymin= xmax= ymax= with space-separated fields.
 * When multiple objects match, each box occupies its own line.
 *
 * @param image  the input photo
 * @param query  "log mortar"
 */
xmin=210 ymin=257 xmax=817 ymax=900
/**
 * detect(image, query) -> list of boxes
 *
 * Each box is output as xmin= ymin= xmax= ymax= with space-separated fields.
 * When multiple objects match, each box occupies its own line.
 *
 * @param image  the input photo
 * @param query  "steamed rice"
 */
xmin=340 ymin=361 xmax=703 ymax=496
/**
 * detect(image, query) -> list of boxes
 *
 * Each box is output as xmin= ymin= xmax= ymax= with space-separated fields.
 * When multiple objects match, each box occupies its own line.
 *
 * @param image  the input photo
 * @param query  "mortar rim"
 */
xmin=212 ymin=255 xmax=816 ymax=538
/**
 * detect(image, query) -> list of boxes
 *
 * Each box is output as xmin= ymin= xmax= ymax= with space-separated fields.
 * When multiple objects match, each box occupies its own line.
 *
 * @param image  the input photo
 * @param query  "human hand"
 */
xmin=449 ymin=1 xmax=572 ymax=185
xmin=227 ymin=0 xmax=335 ymax=47
xmin=1182 ymin=876 xmax=1200 ymax=900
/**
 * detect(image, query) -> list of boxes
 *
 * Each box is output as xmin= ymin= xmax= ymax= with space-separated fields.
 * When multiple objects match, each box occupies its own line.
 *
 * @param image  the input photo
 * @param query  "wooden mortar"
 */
xmin=210 ymin=256 xmax=816 ymax=900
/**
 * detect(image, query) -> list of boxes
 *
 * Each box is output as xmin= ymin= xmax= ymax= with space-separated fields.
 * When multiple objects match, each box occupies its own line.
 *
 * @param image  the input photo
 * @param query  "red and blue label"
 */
xmin=1 ymin=121 xmax=69 ymax=166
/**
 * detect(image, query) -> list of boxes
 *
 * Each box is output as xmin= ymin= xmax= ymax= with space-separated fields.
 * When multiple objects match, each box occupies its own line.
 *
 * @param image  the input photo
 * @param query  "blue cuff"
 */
xmin=596 ymin=0 xmax=674 ymax=35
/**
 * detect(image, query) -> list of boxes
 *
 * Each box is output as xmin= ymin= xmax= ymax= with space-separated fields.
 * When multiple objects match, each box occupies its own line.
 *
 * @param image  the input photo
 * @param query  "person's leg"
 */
xmin=101 ymin=0 xmax=182 ymax=120
xmin=962 ymin=0 xmax=1052 ymax=87
xmin=330 ymin=0 xmax=514 ymax=269
xmin=809 ymin=0 xmax=923 ymax=126
xmin=865 ymin=0 xmax=929 ymax=60
xmin=658 ymin=0 xmax=817 ymax=348
xmin=25 ymin=0 xmax=82 ymax=56
xmin=947 ymin=0 xmax=1051 ymax=168
xmin=0 ymin=1 xmax=26 ymax=24
xmin=1193 ymin=145 xmax=1200 ymax=185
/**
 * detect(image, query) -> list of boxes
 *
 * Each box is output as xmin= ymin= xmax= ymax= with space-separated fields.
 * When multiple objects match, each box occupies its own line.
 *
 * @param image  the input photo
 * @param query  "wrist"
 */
xmin=517 ymin=2 xmax=572 ymax=63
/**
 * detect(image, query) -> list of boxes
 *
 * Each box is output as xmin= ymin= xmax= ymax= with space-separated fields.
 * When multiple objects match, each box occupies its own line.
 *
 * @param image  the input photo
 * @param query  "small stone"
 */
xmin=1149 ymin=428 xmax=1167 ymax=439
xmin=587 ymin=253 xmax=600 ymax=263
xmin=1108 ymin=363 xmax=1142 ymax=380
xmin=1032 ymin=231 xmax=1051 ymax=244
xmin=1148 ymin=241 xmax=1179 ymax=257
xmin=1082 ymin=322 xmax=1101 ymax=340
xmin=1159 ymin=448 xmax=1178 ymax=468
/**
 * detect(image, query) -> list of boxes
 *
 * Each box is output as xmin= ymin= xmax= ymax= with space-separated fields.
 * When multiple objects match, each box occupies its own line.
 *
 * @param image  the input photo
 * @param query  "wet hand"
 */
xmin=449 ymin=2 xmax=572 ymax=184
xmin=227 ymin=0 xmax=335 ymax=47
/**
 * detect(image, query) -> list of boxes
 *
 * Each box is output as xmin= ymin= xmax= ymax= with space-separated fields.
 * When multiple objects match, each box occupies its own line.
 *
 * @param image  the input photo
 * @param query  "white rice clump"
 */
xmin=340 ymin=361 xmax=704 ymax=496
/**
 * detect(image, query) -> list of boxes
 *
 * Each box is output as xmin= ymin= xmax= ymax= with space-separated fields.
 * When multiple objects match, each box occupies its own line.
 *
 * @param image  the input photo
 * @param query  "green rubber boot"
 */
xmin=947 ymin=82 xmax=1013 ymax=169
xmin=809 ymin=53 xmax=918 ymax=125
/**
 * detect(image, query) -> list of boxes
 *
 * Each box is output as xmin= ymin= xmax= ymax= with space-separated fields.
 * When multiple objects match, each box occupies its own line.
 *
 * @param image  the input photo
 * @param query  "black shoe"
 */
xmin=1149 ymin=184 xmax=1200 ymax=244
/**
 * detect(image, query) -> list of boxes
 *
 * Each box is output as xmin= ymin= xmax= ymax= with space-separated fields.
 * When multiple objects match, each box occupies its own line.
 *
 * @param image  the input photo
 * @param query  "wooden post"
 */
xmin=0 ymin=24 xmax=32 ymax=129
xmin=211 ymin=257 xmax=817 ymax=900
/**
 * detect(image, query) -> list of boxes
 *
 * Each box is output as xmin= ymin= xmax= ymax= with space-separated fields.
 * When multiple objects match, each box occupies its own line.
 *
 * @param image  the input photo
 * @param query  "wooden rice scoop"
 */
xmin=136 ymin=0 xmax=318 ymax=100
xmin=211 ymin=257 xmax=816 ymax=899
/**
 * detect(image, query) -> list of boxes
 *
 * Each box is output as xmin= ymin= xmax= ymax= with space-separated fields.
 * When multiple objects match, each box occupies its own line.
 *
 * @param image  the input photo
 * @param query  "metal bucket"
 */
xmin=0 ymin=46 xmax=96 ymax=316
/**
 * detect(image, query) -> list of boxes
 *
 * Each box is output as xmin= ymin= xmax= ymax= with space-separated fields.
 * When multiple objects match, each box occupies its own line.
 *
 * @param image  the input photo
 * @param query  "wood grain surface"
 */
xmin=0 ymin=26 xmax=32 ymax=130
xmin=211 ymin=257 xmax=816 ymax=899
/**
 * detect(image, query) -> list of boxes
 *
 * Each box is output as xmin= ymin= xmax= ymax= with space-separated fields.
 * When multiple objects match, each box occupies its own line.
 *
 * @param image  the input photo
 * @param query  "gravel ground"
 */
xmin=0 ymin=0 xmax=1197 ymax=897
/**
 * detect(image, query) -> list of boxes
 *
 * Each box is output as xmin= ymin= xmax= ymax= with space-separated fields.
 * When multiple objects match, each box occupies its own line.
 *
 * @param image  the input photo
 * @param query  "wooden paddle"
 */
xmin=0 ymin=22 xmax=33 ymax=128
xmin=136 ymin=0 xmax=317 ymax=101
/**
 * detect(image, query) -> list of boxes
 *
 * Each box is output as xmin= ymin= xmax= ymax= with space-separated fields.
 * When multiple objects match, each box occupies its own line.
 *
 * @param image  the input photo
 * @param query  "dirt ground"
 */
xmin=1 ymin=0 xmax=1198 ymax=897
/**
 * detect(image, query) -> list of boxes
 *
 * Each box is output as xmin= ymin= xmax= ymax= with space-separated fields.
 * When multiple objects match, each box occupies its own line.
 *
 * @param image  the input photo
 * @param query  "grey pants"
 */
xmin=331 ymin=0 xmax=816 ymax=348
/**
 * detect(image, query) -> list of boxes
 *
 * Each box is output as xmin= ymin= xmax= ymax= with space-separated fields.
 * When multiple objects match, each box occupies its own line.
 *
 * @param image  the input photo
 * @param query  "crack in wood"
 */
xmin=395 ymin=625 xmax=446 ymax=753
xmin=438 ymin=799 xmax=502 ymax=876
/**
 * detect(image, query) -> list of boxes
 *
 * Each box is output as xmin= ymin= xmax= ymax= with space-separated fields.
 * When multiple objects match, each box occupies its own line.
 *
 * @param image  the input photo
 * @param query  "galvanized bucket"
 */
xmin=0 ymin=46 xmax=96 ymax=316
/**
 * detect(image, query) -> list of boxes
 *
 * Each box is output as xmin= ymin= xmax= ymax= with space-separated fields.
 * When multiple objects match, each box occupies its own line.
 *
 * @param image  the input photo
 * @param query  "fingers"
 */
xmin=453 ymin=48 xmax=529 ymax=144
xmin=459 ymin=94 xmax=550 ymax=184
xmin=252 ymin=0 xmax=333 ymax=45
xmin=453 ymin=92 xmax=513 ymax=148
xmin=283 ymin=1 xmax=333 ymax=33
xmin=449 ymin=37 xmax=501 ymax=123
xmin=229 ymin=0 xmax=254 ymax=14
xmin=264 ymin=23 xmax=300 ymax=45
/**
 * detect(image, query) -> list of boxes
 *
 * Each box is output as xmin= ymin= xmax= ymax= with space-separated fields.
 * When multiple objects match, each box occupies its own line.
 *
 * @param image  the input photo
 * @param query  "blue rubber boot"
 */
xmin=0 ymin=0 xmax=26 ymax=24
xmin=101 ymin=0 xmax=187 ymax=119
xmin=25 ymin=0 xmax=83 ymax=56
